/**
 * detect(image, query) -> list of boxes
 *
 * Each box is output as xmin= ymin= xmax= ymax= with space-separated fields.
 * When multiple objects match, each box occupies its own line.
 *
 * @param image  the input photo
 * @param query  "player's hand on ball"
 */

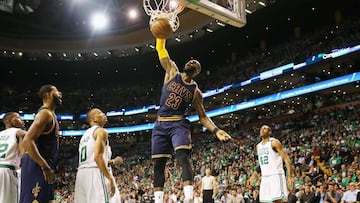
xmin=216 ymin=129 xmax=232 ymax=141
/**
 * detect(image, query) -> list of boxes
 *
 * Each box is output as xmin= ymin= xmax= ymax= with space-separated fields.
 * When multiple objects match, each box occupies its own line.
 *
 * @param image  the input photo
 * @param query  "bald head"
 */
xmin=2 ymin=112 xmax=24 ymax=129
xmin=86 ymin=108 xmax=107 ymax=127
xmin=3 ymin=112 xmax=16 ymax=125
xmin=260 ymin=125 xmax=271 ymax=130
xmin=259 ymin=125 xmax=272 ymax=139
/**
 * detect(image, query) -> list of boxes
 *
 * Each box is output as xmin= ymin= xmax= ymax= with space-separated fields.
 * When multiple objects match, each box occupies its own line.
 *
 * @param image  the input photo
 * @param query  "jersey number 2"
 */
xmin=0 ymin=143 xmax=9 ymax=159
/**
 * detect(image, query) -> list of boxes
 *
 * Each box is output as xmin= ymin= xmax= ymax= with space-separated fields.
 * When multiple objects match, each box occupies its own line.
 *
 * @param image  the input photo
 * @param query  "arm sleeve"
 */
xmin=156 ymin=38 xmax=169 ymax=59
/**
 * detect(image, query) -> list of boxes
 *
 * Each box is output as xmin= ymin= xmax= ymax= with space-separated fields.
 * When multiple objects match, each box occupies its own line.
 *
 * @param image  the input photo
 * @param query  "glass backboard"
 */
xmin=177 ymin=0 xmax=246 ymax=28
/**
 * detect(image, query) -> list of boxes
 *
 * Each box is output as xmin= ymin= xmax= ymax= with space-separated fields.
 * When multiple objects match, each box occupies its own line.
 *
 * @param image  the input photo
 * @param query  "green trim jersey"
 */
xmin=0 ymin=128 xmax=21 ymax=167
xmin=257 ymin=137 xmax=285 ymax=176
xmin=78 ymin=126 xmax=109 ymax=169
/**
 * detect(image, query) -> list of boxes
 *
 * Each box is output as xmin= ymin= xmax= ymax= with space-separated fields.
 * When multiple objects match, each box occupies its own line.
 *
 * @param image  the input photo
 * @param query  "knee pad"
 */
xmin=175 ymin=149 xmax=193 ymax=182
xmin=153 ymin=158 xmax=167 ymax=188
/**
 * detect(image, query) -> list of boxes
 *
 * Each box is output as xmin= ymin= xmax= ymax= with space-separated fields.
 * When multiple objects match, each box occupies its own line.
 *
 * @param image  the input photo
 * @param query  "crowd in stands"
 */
xmin=0 ymin=9 xmax=360 ymax=203
xmin=50 ymin=98 xmax=360 ymax=203
xmin=1 ymin=16 xmax=360 ymax=122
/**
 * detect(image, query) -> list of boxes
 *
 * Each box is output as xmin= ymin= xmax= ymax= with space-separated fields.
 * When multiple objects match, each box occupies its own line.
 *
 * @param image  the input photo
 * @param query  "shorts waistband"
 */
xmin=157 ymin=115 xmax=184 ymax=121
xmin=0 ymin=164 xmax=16 ymax=170
xmin=78 ymin=166 xmax=99 ymax=169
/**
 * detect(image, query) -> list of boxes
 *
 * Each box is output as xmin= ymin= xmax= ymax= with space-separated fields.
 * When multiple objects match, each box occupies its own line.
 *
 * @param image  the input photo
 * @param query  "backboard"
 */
xmin=177 ymin=0 xmax=246 ymax=28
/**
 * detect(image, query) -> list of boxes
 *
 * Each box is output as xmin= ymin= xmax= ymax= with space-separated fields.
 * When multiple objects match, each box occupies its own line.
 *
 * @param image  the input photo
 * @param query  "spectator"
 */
xmin=299 ymin=184 xmax=317 ymax=203
xmin=324 ymin=182 xmax=342 ymax=203
xmin=340 ymin=182 xmax=359 ymax=203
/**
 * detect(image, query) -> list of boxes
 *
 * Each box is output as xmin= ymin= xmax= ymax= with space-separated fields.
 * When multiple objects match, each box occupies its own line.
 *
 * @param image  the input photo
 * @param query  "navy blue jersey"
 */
xmin=36 ymin=107 xmax=59 ymax=167
xmin=158 ymin=73 xmax=197 ymax=116
xmin=20 ymin=107 xmax=59 ymax=203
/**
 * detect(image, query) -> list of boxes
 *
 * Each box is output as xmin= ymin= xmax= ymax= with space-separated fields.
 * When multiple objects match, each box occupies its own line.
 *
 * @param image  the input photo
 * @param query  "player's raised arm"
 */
xmin=193 ymin=88 xmax=231 ymax=141
xmin=156 ymin=39 xmax=178 ymax=75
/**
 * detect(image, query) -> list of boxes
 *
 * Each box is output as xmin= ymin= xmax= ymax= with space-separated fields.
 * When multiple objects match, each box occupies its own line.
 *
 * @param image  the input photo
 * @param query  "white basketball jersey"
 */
xmin=78 ymin=126 xmax=109 ymax=168
xmin=257 ymin=137 xmax=285 ymax=176
xmin=0 ymin=128 xmax=21 ymax=167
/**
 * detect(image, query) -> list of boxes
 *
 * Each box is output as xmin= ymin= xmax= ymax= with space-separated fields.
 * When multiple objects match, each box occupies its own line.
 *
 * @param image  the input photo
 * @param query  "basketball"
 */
xmin=150 ymin=18 xmax=173 ymax=39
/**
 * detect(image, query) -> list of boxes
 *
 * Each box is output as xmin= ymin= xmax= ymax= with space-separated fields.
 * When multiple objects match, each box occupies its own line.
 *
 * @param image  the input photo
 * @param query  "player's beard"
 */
xmin=183 ymin=65 xmax=197 ymax=74
xmin=54 ymin=96 xmax=62 ymax=107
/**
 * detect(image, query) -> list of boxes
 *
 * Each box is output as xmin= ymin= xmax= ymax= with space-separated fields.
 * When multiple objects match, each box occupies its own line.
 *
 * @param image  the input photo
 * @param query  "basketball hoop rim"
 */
xmin=143 ymin=0 xmax=185 ymax=32
xmin=143 ymin=0 xmax=185 ymax=15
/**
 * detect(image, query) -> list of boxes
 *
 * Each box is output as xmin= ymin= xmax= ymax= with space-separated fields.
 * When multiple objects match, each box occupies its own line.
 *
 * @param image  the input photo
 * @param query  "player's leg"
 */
xmin=172 ymin=120 xmax=193 ymax=202
xmin=270 ymin=174 xmax=288 ymax=203
xmin=0 ymin=168 xmax=18 ymax=203
xmin=153 ymin=157 xmax=167 ymax=203
xmin=74 ymin=169 xmax=86 ymax=203
xmin=260 ymin=174 xmax=288 ymax=203
xmin=76 ymin=168 xmax=110 ymax=203
xmin=259 ymin=176 xmax=272 ymax=202
xmin=151 ymin=121 xmax=172 ymax=203
xmin=175 ymin=149 xmax=194 ymax=203
xmin=20 ymin=154 xmax=48 ymax=203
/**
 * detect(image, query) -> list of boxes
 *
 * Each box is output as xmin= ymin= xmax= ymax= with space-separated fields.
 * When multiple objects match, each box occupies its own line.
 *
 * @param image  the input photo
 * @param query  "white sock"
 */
xmin=183 ymin=185 xmax=194 ymax=202
xmin=154 ymin=191 xmax=164 ymax=203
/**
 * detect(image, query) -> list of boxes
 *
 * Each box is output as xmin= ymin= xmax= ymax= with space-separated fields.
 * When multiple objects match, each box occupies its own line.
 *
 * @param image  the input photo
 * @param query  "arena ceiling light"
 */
xmin=128 ymin=8 xmax=138 ymax=19
xmin=169 ymin=0 xmax=180 ymax=9
xmin=90 ymin=12 xmax=109 ymax=31
xmin=258 ymin=1 xmax=266 ymax=6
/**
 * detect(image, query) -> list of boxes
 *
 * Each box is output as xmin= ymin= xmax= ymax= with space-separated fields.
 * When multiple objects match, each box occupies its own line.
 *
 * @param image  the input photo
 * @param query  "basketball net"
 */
xmin=143 ymin=0 xmax=184 ymax=32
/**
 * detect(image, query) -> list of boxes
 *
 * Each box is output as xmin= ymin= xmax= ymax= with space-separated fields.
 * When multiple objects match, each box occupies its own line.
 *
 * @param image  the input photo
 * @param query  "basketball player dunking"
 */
xmin=20 ymin=85 xmax=62 ymax=203
xmin=152 ymin=38 xmax=232 ymax=203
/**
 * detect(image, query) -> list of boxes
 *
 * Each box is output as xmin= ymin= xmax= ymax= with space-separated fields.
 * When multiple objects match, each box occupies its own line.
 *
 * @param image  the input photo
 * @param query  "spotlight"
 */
xmin=128 ymin=8 xmax=138 ymax=19
xmin=91 ymin=12 xmax=109 ymax=30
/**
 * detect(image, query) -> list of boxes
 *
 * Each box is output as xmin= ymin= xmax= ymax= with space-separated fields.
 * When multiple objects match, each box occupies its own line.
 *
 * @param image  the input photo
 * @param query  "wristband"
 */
xmin=41 ymin=166 xmax=51 ymax=171
xmin=212 ymin=128 xmax=219 ymax=135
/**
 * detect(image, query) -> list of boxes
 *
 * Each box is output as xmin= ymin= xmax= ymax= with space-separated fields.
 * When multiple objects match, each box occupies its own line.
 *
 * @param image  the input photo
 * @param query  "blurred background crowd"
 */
xmin=1 ymin=0 xmax=360 ymax=203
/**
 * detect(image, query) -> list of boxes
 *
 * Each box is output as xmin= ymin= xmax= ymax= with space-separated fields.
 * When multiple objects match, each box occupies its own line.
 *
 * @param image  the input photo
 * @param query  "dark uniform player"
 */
xmin=20 ymin=85 xmax=62 ymax=203
xmin=152 ymin=38 xmax=232 ymax=203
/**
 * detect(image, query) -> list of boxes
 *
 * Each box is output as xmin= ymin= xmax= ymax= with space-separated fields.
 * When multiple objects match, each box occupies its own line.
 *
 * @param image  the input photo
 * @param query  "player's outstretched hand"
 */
xmin=216 ymin=129 xmax=232 ymax=141
xmin=113 ymin=156 xmax=123 ymax=165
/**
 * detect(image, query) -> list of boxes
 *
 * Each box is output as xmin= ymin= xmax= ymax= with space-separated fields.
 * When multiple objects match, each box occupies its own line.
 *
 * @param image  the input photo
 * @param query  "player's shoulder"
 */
xmin=270 ymin=137 xmax=282 ymax=146
xmin=16 ymin=128 xmax=26 ymax=137
xmin=269 ymin=137 xmax=279 ymax=142
xmin=36 ymin=108 xmax=54 ymax=120
xmin=94 ymin=126 xmax=108 ymax=134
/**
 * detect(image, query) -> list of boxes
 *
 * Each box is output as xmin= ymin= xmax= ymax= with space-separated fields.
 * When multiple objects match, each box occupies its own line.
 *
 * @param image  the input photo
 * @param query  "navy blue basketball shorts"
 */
xmin=151 ymin=119 xmax=191 ymax=158
xmin=20 ymin=154 xmax=55 ymax=203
